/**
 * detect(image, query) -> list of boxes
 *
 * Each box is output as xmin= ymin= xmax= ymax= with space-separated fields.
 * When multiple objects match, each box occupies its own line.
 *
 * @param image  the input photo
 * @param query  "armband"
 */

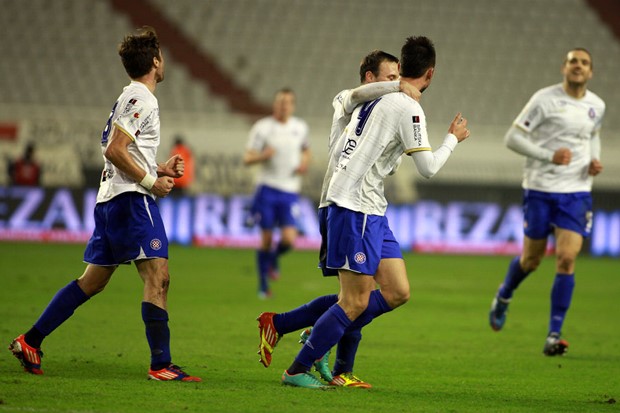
xmin=139 ymin=173 xmax=156 ymax=190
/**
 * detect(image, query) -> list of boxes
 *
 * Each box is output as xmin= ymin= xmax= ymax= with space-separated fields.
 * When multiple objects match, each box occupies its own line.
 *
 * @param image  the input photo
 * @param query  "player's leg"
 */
xmin=332 ymin=224 xmax=407 ymax=383
xmin=270 ymin=192 xmax=300 ymax=279
xmin=9 ymin=264 xmax=115 ymax=375
xmin=8 ymin=199 xmax=119 ymax=375
xmin=282 ymin=270 xmax=374 ymax=388
xmin=258 ymin=228 xmax=274 ymax=297
xmin=543 ymin=192 xmax=590 ymax=356
xmin=490 ymin=190 xmax=551 ymax=331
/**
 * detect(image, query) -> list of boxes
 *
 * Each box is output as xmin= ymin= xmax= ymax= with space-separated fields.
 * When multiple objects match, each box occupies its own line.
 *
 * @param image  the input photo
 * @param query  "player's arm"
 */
xmin=588 ymin=131 xmax=603 ymax=176
xmin=408 ymin=113 xmax=469 ymax=179
xmin=295 ymin=146 xmax=311 ymax=175
xmin=504 ymin=125 xmax=570 ymax=165
xmin=243 ymin=146 xmax=274 ymax=166
xmin=104 ymin=126 xmax=174 ymax=197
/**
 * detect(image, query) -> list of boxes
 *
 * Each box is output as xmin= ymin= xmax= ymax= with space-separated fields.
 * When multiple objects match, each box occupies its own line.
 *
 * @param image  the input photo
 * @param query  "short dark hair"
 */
xmin=400 ymin=36 xmax=436 ymax=78
xmin=359 ymin=50 xmax=399 ymax=83
xmin=118 ymin=26 xmax=161 ymax=79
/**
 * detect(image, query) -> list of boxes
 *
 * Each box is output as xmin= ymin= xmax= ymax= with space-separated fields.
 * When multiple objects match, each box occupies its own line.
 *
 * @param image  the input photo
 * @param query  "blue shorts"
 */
xmin=523 ymin=189 xmax=593 ymax=239
xmin=83 ymin=192 xmax=169 ymax=265
xmin=250 ymin=185 xmax=300 ymax=230
xmin=317 ymin=207 xmax=336 ymax=276
xmin=324 ymin=204 xmax=402 ymax=276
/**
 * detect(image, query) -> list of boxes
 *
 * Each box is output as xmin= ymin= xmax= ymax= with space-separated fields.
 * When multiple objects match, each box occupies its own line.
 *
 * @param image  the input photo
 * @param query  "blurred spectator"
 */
xmin=8 ymin=142 xmax=41 ymax=186
xmin=169 ymin=135 xmax=194 ymax=194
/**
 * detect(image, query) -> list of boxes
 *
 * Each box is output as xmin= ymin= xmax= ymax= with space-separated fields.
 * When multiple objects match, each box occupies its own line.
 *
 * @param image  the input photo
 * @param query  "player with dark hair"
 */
xmin=257 ymin=49 xmax=420 ymax=388
xmin=8 ymin=26 xmax=201 ymax=382
xmin=489 ymin=48 xmax=605 ymax=356
xmin=243 ymin=88 xmax=311 ymax=299
xmin=268 ymin=36 xmax=470 ymax=389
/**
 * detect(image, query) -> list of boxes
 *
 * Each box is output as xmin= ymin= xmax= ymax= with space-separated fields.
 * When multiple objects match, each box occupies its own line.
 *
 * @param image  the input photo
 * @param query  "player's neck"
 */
xmin=132 ymin=74 xmax=157 ymax=94
xmin=562 ymin=81 xmax=587 ymax=99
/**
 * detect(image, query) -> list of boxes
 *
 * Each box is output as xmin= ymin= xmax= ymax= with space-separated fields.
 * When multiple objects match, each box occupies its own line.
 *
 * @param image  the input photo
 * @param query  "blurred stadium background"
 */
xmin=1 ymin=0 xmax=619 ymax=255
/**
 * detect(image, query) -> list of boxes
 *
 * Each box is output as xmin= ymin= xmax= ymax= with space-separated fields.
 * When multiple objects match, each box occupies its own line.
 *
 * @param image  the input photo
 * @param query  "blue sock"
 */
xmin=142 ymin=302 xmax=171 ymax=370
xmin=257 ymin=250 xmax=270 ymax=293
xmin=273 ymin=294 xmax=338 ymax=334
xmin=348 ymin=290 xmax=392 ymax=330
xmin=333 ymin=290 xmax=390 ymax=375
xmin=288 ymin=304 xmax=351 ymax=374
xmin=549 ymin=273 xmax=575 ymax=335
xmin=31 ymin=280 xmax=90 ymax=345
xmin=333 ymin=330 xmax=361 ymax=376
xmin=271 ymin=242 xmax=291 ymax=273
xmin=498 ymin=257 xmax=531 ymax=300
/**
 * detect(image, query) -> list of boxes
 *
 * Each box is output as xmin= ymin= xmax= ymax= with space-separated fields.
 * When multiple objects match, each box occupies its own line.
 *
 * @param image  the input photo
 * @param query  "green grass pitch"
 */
xmin=0 ymin=242 xmax=618 ymax=412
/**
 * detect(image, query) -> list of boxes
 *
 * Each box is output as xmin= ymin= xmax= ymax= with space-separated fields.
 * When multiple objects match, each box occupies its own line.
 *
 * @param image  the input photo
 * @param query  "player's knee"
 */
xmin=384 ymin=287 xmax=410 ymax=309
xmin=521 ymin=255 xmax=542 ymax=272
xmin=556 ymin=253 xmax=576 ymax=274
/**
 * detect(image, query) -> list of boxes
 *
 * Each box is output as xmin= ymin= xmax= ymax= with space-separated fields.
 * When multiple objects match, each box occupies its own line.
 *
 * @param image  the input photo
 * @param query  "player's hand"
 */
xmin=588 ymin=159 xmax=603 ymax=176
xmin=399 ymin=80 xmax=421 ymax=102
xmin=448 ymin=113 xmax=470 ymax=142
xmin=552 ymin=148 xmax=571 ymax=165
xmin=151 ymin=176 xmax=175 ymax=198
xmin=261 ymin=146 xmax=275 ymax=161
xmin=161 ymin=154 xmax=184 ymax=178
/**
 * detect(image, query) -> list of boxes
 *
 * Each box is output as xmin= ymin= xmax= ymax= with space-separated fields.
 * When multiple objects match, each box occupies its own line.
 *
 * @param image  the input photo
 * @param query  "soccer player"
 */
xmin=8 ymin=26 xmax=201 ymax=382
xmin=488 ymin=48 xmax=605 ymax=356
xmin=257 ymin=50 xmax=420 ymax=388
xmin=243 ymin=88 xmax=311 ymax=299
xmin=280 ymin=36 xmax=471 ymax=388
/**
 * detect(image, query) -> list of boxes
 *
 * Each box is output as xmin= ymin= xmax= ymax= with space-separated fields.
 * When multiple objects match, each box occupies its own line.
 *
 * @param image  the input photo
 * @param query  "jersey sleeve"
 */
xmin=399 ymin=102 xmax=431 ymax=154
xmin=513 ymin=92 xmax=547 ymax=133
xmin=113 ymin=96 xmax=150 ymax=141
xmin=246 ymin=120 xmax=267 ymax=151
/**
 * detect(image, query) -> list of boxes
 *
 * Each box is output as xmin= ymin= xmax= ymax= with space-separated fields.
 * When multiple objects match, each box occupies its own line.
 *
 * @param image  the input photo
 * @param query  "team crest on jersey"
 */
xmin=354 ymin=252 xmax=366 ymax=264
xmin=588 ymin=107 xmax=596 ymax=119
xmin=150 ymin=239 xmax=162 ymax=250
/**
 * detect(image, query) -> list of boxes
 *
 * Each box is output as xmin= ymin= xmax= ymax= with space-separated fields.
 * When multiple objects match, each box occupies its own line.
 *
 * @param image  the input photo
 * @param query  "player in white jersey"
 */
xmin=277 ymin=36 xmax=471 ymax=388
xmin=489 ymin=48 xmax=605 ymax=356
xmin=244 ymin=88 xmax=311 ymax=298
xmin=256 ymin=50 xmax=421 ymax=387
xmin=8 ymin=27 xmax=200 ymax=382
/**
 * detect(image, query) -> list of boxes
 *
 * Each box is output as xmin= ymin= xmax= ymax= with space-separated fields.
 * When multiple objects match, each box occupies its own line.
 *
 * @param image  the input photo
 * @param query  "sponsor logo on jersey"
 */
xmin=129 ymin=98 xmax=138 ymax=104
xmin=413 ymin=124 xmax=422 ymax=145
xmin=133 ymin=112 xmax=140 ymax=118
xmin=412 ymin=115 xmax=420 ymax=123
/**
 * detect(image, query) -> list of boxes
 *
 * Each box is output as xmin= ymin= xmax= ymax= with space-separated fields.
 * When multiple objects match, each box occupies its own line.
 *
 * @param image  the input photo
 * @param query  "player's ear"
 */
xmin=426 ymin=67 xmax=435 ymax=81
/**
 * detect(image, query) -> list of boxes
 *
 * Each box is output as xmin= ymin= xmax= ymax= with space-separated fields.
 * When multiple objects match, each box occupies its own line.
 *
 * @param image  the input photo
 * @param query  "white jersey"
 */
xmin=246 ymin=115 xmax=309 ymax=193
xmin=514 ymin=83 xmax=605 ymax=193
xmin=97 ymin=81 xmax=160 ymax=203
xmin=319 ymin=89 xmax=355 ymax=208
xmin=327 ymin=92 xmax=432 ymax=215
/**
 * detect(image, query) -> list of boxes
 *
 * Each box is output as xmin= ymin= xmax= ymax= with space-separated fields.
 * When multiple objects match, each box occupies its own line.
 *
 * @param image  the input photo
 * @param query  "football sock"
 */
xmin=273 ymin=294 xmax=338 ymax=334
xmin=498 ymin=256 xmax=532 ymax=300
xmin=257 ymin=250 xmax=270 ymax=293
xmin=333 ymin=329 xmax=362 ymax=376
xmin=288 ymin=304 xmax=351 ymax=375
xmin=142 ymin=302 xmax=171 ymax=370
xmin=332 ymin=290 xmax=390 ymax=374
xmin=30 ymin=279 xmax=90 ymax=346
xmin=549 ymin=273 xmax=575 ymax=334
xmin=347 ymin=289 xmax=392 ymax=330
xmin=275 ymin=241 xmax=291 ymax=258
